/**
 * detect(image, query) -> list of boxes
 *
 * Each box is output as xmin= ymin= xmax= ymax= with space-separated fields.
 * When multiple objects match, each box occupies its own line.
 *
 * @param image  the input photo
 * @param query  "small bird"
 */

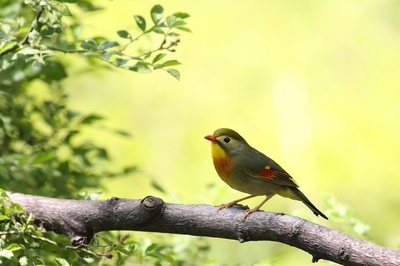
xmin=204 ymin=128 xmax=328 ymax=221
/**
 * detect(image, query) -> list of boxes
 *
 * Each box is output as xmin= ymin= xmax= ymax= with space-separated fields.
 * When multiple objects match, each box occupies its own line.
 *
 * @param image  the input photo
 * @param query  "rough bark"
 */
xmin=6 ymin=192 xmax=400 ymax=266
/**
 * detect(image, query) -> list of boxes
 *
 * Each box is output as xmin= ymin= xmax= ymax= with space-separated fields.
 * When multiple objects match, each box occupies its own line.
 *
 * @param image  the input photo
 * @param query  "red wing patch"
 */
xmin=249 ymin=166 xmax=298 ymax=187
xmin=258 ymin=167 xmax=275 ymax=179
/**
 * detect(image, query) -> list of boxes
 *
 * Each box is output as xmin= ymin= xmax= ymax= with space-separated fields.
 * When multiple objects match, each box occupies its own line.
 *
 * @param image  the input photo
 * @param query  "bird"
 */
xmin=204 ymin=128 xmax=328 ymax=221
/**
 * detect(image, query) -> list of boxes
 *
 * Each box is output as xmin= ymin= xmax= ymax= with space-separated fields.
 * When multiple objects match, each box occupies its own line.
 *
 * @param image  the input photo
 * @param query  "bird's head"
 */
xmin=205 ymin=128 xmax=248 ymax=179
xmin=204 ymin=128 xmax=248 ymax=158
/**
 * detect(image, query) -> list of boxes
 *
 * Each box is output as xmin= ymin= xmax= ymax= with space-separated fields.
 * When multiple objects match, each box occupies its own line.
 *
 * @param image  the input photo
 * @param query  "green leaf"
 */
xmin=99 ymin=41 xmax=119 ymax=50
xmin=142 ymin=52 xmax=151 ymax=60
xmin=128 ymin=62 xmax=151 ymax=73
xmin=40 ymin=26 xmax=54 ymax=36
xmin=123 ymin=165 xmax=137 ymax=174
xmin=166 ymin=15 xmax=177 ymax=27
xmin=145 ymin=243 xmax=162 ymax=254
xmin=80 ymin=114 xmax=103 ymax=124
xmin=32 ymin=152 xmax=56 ymax=164
xmin=95 ymin=147 xmax=108 ymax=159
xmin=42 ymin=61 xmax=68 ymax=81
xmin=152 ymin=53 xmax=166 ymax=64
xmin=176 ymin=26 xmax=192 ymax=33
xmin=61 ymin=5 xmax=73 ymax=16
xmin=6 ymin=243 xmax=22 ymax=252
xmin=67 ymin=110 xmax=80 ymax=120
xmin=64 ymin=130 xmax=79 ymax=144
xmin=114 ymin=58 xmax=129 ymax=67
xmin=102 ymin=50 xmax=120 ymax=61
xmin=151 ymin=27 xmax=164 ymax=34
xmin=114 ymin=245 xmax=131 ymax=255
xmin=117 ymin=30 xmax=131 ymax=39
xmin=0 ymin=215 xmax=9 ymax=221
xmin=151 ymin=180 xmax=166 ymax=194
xmin=55 ymin=258 xmax=70 ymax=266
xmin=161 ymin=60 xmax=181 ymax=67
xmin=148 ymin=252 xmax=175 ymax=264
xmin=134 ymin=15 xmax=146 ymax=32
xmin=53 ymin=26 xmax=62 ymax=34
xmin=80 ymin=39 xmax=97 ymax=51
xmin=165 ymin=16 xmax=188 ymax=28
xmin=150 ymin=5 xmax=164 ymax=24
xmin=173 ymin=12 xmax=190 ymax=19
xmin=166 ymin=68 xmax=180 ymax=81
xmin=113 ymin=129 xmax=132 ymax=137
xmin=32 ymin=59 xmax=44 ymax=68
xmin=169 ymin=20 xmax=187 ymax=28
xmin=9 ymin=203 xmax=24 ymax=213
xmin=16 ymin=47 xmax=41 ymax=55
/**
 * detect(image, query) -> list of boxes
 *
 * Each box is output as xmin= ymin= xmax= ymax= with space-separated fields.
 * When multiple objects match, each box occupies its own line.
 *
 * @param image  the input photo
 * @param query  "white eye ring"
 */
xmin=223 ymin=137 xmax=230 ymax=143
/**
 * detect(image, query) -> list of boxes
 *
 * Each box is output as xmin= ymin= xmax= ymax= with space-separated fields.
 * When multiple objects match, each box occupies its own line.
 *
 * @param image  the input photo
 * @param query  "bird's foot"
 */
xmin=217 ymin=201 xmax=243 ymax=211
xmin=242 ymin=207 xmax=260 ymax=222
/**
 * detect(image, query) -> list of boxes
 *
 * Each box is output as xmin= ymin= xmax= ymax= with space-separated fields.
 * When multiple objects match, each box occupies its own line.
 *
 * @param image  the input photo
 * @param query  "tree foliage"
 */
xmin=0 ymin=0 xmax=198 ymax=265
xmin=0 ymin=0 xmax=189 ymax=196
xmin=0 ymin=0 xmax=189 ymax=80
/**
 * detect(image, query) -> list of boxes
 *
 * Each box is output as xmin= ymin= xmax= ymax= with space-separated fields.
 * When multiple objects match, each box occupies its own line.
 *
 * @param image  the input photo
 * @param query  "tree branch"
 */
xmin=0 ymin=6 xmax=45 ymax=57
xmin=6 ymin=192 xmax=400 ymax=266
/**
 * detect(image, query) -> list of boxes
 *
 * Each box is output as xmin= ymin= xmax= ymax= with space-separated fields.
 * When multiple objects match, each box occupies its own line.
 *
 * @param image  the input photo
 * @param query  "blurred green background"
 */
xmin=64 ymin=0 xmax=400 ymax=264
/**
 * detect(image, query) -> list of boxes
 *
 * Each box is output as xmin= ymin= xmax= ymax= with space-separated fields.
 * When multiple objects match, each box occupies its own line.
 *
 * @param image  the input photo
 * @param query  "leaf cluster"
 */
xmin=95 ymin=233 xmax=212 ymax=266
xmin=324 ymin=195 xmax=371 ymax=240
xmin=0 ymin=1 xmax=190 ymax=80
xmin=102 ymin=4 xmax=190 ymax=80
xmin=0 ymin=189 xmax=85 ymax=265
xmin=0 ymin=1 xmax=205 ymax=265
xmin=0 ymin=81 xmax=134 ymax=197
xmin=0 ymin=190 xmax=123 ymax=265
xmin=0 ymin=0 xmax=168 ymax=198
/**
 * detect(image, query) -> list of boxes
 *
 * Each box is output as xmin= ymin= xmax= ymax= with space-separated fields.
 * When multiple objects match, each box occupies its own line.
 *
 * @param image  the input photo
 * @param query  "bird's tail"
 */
xmin=290 ymin=187 xmax=328 ymax=220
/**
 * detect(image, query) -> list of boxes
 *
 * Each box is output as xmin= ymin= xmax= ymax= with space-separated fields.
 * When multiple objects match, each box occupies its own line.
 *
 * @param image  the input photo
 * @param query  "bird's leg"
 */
xmin=218 ymin=195 xmax=257 ymax=211
xmin=242 ymin=194 xmax=275 ymax=221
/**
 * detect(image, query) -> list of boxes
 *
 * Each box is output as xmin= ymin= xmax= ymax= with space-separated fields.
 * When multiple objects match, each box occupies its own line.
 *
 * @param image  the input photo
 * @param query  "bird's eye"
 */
xmin=223 ymin=137 xmax=230 ymax=143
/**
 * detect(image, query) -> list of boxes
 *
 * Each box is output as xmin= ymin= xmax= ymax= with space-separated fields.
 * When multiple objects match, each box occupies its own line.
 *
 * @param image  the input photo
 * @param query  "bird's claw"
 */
xmin=217 ymin=203 xmax=233 ymax=211
xmin=241 ymin=208 xmax=260 ymax=222
xmin=217 ymin=202 xmax=243 ymax=211
xmin=242 ymin=209 xmax=251 ymax=221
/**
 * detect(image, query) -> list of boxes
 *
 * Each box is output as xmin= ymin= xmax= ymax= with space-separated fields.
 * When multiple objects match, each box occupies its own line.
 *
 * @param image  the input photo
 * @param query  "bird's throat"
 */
xmin=211 ymin=143 xmax=232 ymax=181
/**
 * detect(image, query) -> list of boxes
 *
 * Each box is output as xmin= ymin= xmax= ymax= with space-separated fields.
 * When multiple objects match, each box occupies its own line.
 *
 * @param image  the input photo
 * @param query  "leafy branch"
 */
xmin=0 ymin=2 xmax=190 ymax=80
xmin=79 ymin=5 xmax=189 ymax=80
xmin=0 ymin=6 xmax=45 ymax=57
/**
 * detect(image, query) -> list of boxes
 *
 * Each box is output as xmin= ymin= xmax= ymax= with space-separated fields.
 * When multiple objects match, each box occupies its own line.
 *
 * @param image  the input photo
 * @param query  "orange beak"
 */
xmin=204 ymin=135 xmax=217 ymax=142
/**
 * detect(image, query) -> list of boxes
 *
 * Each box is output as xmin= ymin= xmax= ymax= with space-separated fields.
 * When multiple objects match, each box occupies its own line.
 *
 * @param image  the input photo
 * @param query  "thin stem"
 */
xmin=47 ymin=46 xmax=86 ymax=54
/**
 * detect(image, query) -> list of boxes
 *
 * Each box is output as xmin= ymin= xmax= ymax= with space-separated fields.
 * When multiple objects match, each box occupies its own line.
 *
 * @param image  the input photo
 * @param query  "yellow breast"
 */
xmin=211 ymin=143 xmax=232 ymax=181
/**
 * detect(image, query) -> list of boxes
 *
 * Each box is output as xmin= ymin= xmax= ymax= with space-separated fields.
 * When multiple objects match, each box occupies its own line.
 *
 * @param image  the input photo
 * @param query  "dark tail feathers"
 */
xmin=291 ymin=187 xmax=328 ymax=220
